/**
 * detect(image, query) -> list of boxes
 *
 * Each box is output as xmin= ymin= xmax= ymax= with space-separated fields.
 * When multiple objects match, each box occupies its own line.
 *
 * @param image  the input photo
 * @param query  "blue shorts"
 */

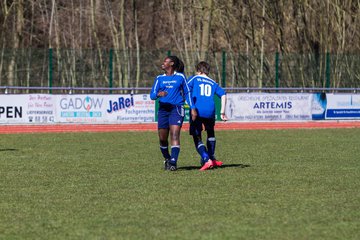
xmin=158 ymin=102 xmax=185 ymax=129
xmin=189 ymin=116 xmax=215 ymax=136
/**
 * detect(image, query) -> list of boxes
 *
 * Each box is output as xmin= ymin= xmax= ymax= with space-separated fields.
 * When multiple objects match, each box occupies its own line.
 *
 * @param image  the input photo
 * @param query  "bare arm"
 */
xmin=220 ymin=95 xmax=228 ymax=121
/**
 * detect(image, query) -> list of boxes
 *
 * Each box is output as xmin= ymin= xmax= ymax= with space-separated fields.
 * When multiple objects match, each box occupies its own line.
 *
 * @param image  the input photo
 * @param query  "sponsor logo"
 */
xmin=107 ymin=96 xmax=134 ymax=113
xmin=60 ymin=96 xmax=103 ymax=118
xmin=60 ymin=96 xmax=103 ymax=111
xmin=253 ymin=102 xmax=292 ymax=109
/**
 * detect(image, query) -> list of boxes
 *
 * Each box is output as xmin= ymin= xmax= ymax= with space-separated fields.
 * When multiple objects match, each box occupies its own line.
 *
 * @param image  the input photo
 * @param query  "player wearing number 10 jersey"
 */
xmin=187 ymin=61 xmax=228 ymax=171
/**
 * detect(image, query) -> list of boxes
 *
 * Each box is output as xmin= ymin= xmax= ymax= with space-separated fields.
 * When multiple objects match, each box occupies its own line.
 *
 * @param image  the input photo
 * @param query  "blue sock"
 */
xmin=207 ymin=137 xmax=216 ymax=160
xmin=197 ymin=141 xmax=209 ymax=161
xmin=170 ymin=146 xmax=180 ymax=164
xmin=160 ymin=145 xmax=171 ymax=160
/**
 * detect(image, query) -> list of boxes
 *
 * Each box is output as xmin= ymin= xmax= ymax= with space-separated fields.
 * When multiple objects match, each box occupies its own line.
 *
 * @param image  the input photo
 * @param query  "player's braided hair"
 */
xmin=168 ymin=56 xmax=184 ymax=73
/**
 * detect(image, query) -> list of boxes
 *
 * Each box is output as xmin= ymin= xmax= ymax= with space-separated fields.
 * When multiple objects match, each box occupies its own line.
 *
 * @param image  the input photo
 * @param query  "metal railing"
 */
xmin=0 ymin=49 xmax=359 ymax=89
xmin=1 ymin=86 xmax=359 ymax=94
xmin=224 ymin=87 xmax=360 ymax=93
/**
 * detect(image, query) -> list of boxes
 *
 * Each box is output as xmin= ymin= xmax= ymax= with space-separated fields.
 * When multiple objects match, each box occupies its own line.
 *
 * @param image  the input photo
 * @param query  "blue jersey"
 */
xmin=150 ymin=72 xmax=193 ymax=107
xmin=187 ymin=75 xmax=226 ymax=118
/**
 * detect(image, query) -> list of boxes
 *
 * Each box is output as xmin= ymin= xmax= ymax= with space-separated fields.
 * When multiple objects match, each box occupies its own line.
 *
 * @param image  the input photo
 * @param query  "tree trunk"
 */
xmin=120 ymin=0 xmax=129 ymax=89
xmin=8 ymin=0 xmax=24 ymax=88
xmin=26 ymin=1 xmax=35 ymax=91
xmin=259 ymin=1 xmax=265 ymax=88
xmin=200 ymin=0 xmax=213 ymax=60
xmin=133 ymin=0 xmax=141 ymax=91
xmin=90 ymin=0 xmax=105 ymax=87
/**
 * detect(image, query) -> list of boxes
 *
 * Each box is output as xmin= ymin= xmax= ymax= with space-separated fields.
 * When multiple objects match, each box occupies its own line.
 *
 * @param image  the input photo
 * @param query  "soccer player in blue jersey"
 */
xmin=187 ymin=61 xmax=228 ymax=171
xmin=150 ymin=56 xmax=194 ymax=171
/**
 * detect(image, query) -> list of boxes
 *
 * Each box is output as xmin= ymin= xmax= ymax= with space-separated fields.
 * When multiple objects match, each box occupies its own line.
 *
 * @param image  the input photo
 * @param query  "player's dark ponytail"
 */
xmin=168 ymin=56 xmax=184 ymax=73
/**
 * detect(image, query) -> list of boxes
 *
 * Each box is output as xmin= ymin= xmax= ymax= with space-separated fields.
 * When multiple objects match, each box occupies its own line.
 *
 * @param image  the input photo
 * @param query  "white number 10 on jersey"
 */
xmin=199 ymin=84 xmax=212 ymax=97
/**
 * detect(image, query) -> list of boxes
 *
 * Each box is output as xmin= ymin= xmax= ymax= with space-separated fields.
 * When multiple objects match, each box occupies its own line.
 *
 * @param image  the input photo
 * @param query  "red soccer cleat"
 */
xmin=212 ymin=160 xmax=223 ymax=167
xmin=199 ymin=160 xmax=214 ymax=171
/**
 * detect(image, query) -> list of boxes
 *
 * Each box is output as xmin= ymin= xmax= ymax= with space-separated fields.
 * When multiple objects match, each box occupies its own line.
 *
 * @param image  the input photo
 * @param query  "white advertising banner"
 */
xmin=1 ymin=94 xmax=155 ymax=124
xmin=226 ymin=93 xmax=313 ymax=121
xmin=104 ymin=94 xmax=155 ymax=122
xmin=56 ymin=95 xmax=105 ymax=123
xmin=0 ymin=94 xmax=55 ymax=124
xmin=27 ymin=94 xmax=56 ymax=123
xmin=2 ymin=93 xmax=359 ymax=124
xmin=55 ymin=94 xmax=155 ymax=123
xmin=0 ymin=95 xmax=28 ymax=123
xmin=325 ymin=94 xmax=360 ymax=119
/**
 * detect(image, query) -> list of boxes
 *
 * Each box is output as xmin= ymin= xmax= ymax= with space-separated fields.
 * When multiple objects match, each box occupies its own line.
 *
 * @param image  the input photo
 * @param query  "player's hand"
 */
xmin=157 ymin=91 xmax=168 ymax=97
xmin=220 ymin=113 xmax=228 ymax=121
xmin=191 ymin=108 xmax=197 ymax=121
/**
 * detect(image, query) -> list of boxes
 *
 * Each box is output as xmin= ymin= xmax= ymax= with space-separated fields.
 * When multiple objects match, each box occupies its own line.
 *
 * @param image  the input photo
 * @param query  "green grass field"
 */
xmin=1 ymin=129 xmax=359 ymax=239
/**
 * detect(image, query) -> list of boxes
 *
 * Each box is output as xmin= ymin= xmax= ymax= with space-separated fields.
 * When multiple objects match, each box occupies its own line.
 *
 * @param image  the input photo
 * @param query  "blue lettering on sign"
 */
xmin=253 ymin=102 xmax=292 ymax=109
xmin=107 ymin=96 xmax=134 ymax=113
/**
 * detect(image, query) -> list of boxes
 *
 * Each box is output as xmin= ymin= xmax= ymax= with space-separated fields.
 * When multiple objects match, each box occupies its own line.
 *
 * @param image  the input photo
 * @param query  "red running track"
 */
xmin=0 ymin=121 xmax=359 ymax=134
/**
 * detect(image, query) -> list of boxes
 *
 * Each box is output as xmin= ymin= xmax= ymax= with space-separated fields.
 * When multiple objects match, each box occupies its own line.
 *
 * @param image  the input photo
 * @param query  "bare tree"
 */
xmin=119 ymin=0 xmax=129 ymax=88
xmin=199 ymin=0 xmax=213 ymax=60
xmin=7 ymin=0 xmax=24 ymax=88
xmin=90 ymin=0 xmax=106 ymax=87
xmin=0 ymin=0 xmax=15 ymax=85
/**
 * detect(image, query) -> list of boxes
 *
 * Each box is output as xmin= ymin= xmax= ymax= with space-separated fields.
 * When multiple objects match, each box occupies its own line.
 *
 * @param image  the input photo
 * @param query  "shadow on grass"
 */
xmin=178 ymin=163 xmax=250 ymax=171
xmin=0 ymin=148 xmax=18 ymax=152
